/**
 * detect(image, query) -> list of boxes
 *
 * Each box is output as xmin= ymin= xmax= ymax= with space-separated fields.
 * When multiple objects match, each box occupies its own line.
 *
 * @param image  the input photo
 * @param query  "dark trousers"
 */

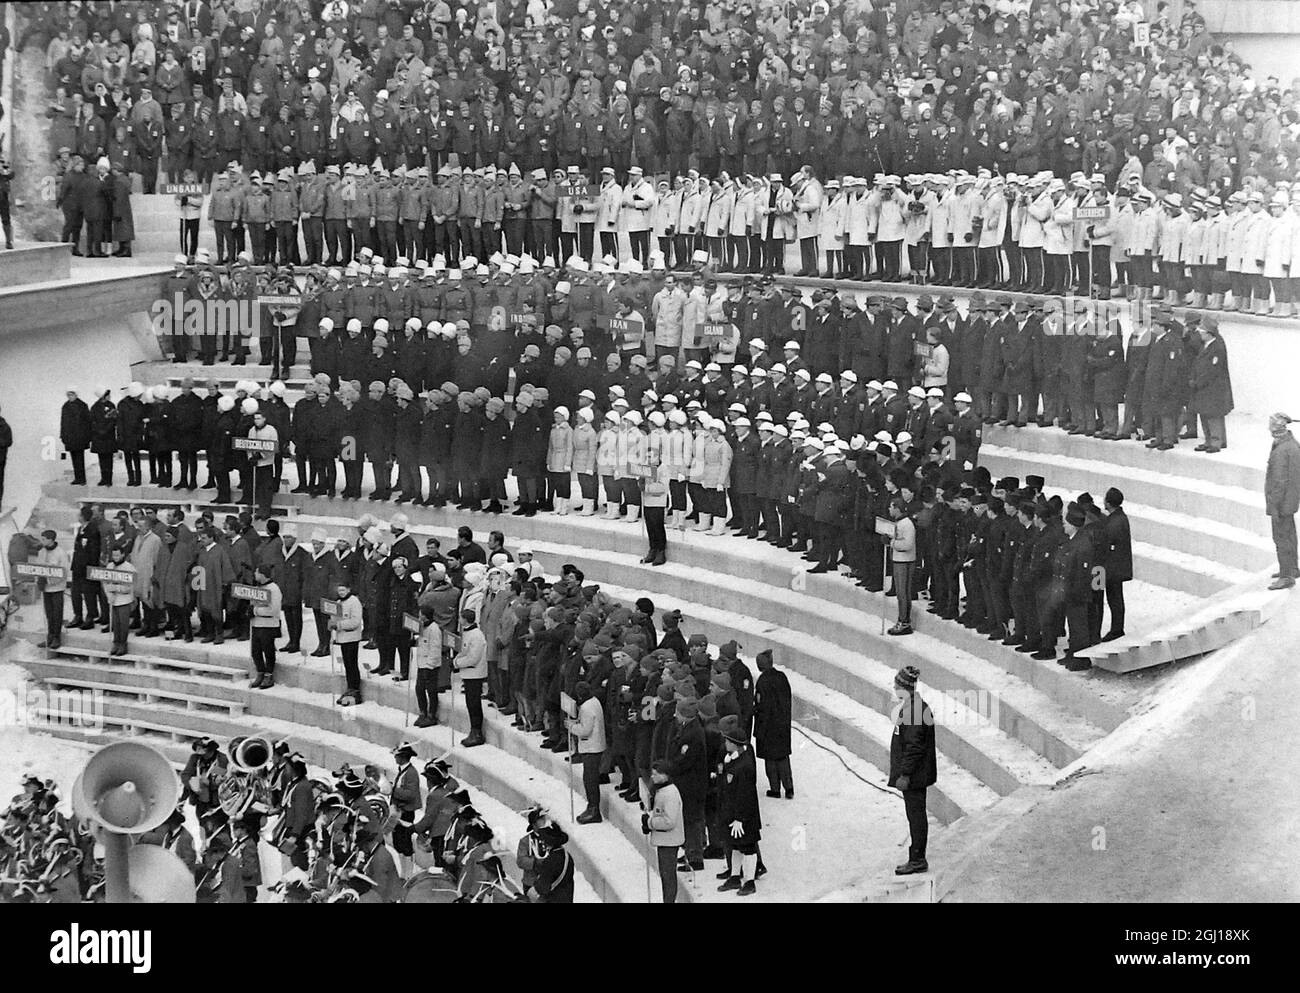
xmin=282 ymin=609 xmax=301 ymax=648
xmin=1273 ymin=514 xmax=1298 ymax=579
xmin=43 ymin=591 xmax=65 ymax=647
xmin=902 ymin=787 xmax=928 ymax=862
xmin=415 ymin=668 xmax=437 ymax=718
xmin=376 ymin=632 xmax=411 ymax=677
xmin=110 ymin=602 xmax=132 ymax=652
xmin=581 ymin=752 xmax=601 ymax=811
xmin=764 ymin=757 xmax=793 ymax=795
xmin=644 ymin=506 xmax=667 ymax=553
xmin=251 ymin=627 xmax=277 ymax=674
xmin=464 ymin=676 xmax=484 ymax=732
xmin=657 ymin=845 xmax=679 ymax=903
xmin=71 ymin=578 xmax=100 ymax=623
xmin=893 ymin=560 xmax=915 ymax=625
xmin=340 ymin=641 xmax=361 ymax=693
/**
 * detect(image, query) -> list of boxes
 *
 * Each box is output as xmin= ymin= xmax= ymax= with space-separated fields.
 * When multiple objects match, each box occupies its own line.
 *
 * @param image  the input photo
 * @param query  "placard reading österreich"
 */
xmin=233 ymin=438 xmax=279 ymax=453
xmin=86 ymin=566 xmax=134 ymax=584
xmin=231 ymin=583 xmax=271 ymax=602
xmin=16 ymin=562 xmax=69 ymax=580
xmin=1073 ymin=206 xmax=1108 ymax=220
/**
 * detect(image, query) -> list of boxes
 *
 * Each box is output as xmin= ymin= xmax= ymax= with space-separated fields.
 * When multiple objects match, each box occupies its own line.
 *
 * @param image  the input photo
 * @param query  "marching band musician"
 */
xmin=271 ymin=753 xmax=316 ymax=872
xmin=181 ymin=737 xmax=229 ymax=832
xmin=410 ymin=759 xmax=460 ymax=869
xmin=389 ymin=742 xmax=422 ymax=878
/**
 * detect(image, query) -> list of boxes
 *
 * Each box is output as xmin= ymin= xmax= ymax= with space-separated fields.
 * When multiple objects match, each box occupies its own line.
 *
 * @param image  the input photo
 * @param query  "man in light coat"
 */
xmin=565 ymin=679 xmax=607 ymax=824
xmin=792 ymin=168 xmax=823 ymax=277
xmin=639 ymin=760 xmax=685 ymax=902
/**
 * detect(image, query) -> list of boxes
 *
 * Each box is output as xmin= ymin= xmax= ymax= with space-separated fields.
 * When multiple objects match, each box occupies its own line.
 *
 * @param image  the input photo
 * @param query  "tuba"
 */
xmin=217 ymin=736 xmax=273 ymax=818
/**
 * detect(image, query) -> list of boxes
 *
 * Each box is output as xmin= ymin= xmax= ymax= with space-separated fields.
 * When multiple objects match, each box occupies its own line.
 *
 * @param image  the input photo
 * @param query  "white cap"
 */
xmin=954 ymin=391 xmax=973 ymax=404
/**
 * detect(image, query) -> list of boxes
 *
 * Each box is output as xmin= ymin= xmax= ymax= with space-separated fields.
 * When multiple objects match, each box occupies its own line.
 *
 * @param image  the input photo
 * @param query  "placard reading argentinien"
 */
xmin=86 ymin=566 xmax=134 ymax=584
xmin=231 ymin=583 xmax=271 ymax=602
xmin=320 ymin=598 xmax=341 ymax=616
xmin=402 ymin=612 xmax=421 ymax=634
xmin=16 ymin=562 xmax=69 ymax=580
xmin=162 ymin=182 xmax=206 ymax=196
xmin=1073 ymin=206 xmax=1108 ymax=221
xmin=233 ymin=437 xmax=279 ymax=453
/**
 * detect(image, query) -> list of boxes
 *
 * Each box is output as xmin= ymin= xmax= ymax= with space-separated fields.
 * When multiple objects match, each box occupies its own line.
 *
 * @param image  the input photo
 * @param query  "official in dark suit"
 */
xmin=753 ymin=649 xmax=793 ymax=799
xmin=1100 ymin=487 xmax=1132 ymax=640
xmin=889 ymin=665 xmax=937 ymax=875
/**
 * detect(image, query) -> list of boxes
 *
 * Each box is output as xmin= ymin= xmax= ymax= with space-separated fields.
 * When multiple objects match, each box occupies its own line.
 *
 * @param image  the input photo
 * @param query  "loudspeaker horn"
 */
xmin=72 ymin=741 xmax=180 ymax=836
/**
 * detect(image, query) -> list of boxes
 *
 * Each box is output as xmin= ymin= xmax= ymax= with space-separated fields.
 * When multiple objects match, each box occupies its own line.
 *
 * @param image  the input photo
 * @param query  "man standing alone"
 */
xmin=889 ymin=665 xmax=937 ymax=876
xmin=1266 ymin=413 xmax=1300 ymax=590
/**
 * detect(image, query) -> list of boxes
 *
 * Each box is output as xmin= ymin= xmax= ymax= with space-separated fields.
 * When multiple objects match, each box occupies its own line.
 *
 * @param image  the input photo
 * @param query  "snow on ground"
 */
xmin=0 ymin=656 xmax=99 ymax=817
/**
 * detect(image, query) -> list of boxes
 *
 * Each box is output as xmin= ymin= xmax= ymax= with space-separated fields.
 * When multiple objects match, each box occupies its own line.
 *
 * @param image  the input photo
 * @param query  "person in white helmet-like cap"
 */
xmin=693 ymin=409 xmax=733 ymax=535
xmin=950 ymin=391 xmax=982 ymax=468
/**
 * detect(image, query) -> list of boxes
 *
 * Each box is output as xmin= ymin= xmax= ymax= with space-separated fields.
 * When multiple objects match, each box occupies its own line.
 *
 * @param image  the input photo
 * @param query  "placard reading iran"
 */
xmin=233 ymin=437 xmax=279 ymax=453
xmin=599 ymin=314 xmax=645 ymax=349
xmin=231 ymin=583 xmax=270 ymax=602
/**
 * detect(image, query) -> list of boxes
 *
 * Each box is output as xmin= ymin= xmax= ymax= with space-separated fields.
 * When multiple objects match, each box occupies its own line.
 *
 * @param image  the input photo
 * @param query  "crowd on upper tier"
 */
xmin=18 ymin=0 xmax=1300 ymax=312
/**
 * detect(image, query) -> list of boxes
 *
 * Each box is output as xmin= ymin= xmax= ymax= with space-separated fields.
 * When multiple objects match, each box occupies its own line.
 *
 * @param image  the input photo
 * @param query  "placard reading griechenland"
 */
xmin=16 ymin=562 xmax=69 ymax=580
xmin=231 ymin=583 xmax=271 ymax=602
xmin=233 ymin=437 xmax=279 ymax=453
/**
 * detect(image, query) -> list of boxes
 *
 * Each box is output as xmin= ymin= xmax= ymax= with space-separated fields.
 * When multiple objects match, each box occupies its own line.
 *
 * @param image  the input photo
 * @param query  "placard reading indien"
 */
xmin=16 ymin=562 xmax=69 ymax=580
xmin=86 ymin=566 xmax=134 ymax=584
xmin=233 ymin=437 xmax=279 ymax=453
xmin=231 ymin=583 xmax=271 ymax=602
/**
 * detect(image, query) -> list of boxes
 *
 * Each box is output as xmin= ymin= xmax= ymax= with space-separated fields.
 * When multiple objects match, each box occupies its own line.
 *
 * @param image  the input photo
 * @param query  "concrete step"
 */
xmin=980 ymin=443 xmax=1267 ymax=539
xmin=982 ymin=423 xmax=1266 ymax=494
xmin=278 ymin=514 xmax=1096 ymax=799
xmin=1085 ymin=575 xmax=1290 ymax=673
